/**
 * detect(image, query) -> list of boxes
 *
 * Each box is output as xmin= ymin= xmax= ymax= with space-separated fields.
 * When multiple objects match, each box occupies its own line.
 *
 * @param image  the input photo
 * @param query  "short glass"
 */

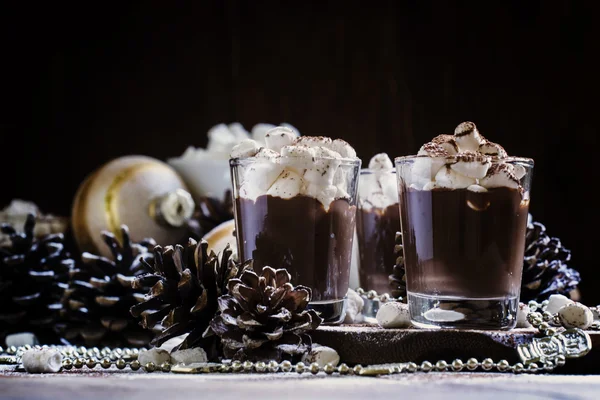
xmin=230 ymin=156 xmax=361 ymax=324
xmin=395 ymin=156 xmax=534 ymax=330
xmin=356 ymin=168 xmax=400 ymax=295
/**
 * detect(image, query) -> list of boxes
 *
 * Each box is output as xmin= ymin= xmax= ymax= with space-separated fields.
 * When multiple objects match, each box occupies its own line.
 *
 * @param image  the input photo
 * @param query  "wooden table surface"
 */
xmin=2 ymin=367 xmax=599 ymax=400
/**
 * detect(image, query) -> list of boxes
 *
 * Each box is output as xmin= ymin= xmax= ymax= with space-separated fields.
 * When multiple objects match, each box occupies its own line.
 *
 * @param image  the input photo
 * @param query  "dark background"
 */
xmin=1 ymin=1 xmax=598 ymax=302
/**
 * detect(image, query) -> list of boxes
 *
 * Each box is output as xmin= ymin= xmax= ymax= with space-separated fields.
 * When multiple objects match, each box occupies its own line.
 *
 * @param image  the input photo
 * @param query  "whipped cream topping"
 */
xmin=172 ymin=122 xmax=301 ymax=161
xmin=359 ymin=153 xmax=398 ymax=209
xmin=411 ymin=121 xmax=525 ymax=192
xmin=231 ymin=128 xmax=359 ymax=209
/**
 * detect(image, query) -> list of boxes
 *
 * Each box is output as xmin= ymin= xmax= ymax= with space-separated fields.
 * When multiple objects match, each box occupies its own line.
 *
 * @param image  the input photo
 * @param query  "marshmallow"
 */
xmin=479 ymin=140 xmax=508 ymax=158
xmin=206 ymin=123 xmax=237 ymax=154
xmin=434 ymin=165 xmax=477 ymax=189
xmin=251 ymin=123 xmax=276 ymax=143
xmin=230 ymin=139 xmax=262 ymax=159
xmin=304 ymin=147 xmax=341 ymax=187
xmin=306 ymin=184 xmax=339 ymax=208
xmin=344 ymin=288 xmax=365 ymax=324
xmin=139 ymin=347 xmax=171 ymax=366
xmin=376 ymin=301 xmax=411 ymax=328
xmin=240 ymin=161 xmax=283 ymax=201
xmin=449 ymin=152 xmax=491 ymax=179
xmin=329 ymin=139 xmax=357 ymax=158
xmin=368 ymin=153 xmax=394 ymax=170
xmin=513 ymin=164 xmax=527 ymax=180
xmin=22 ymin=348 xmax=63 ymax=373
xmin=454 ymin=121 xmax=484 ymax=152
xmin=267 ymin=170 xmax=304 ymax=199
xmin=293 ymin=136 xmax=333 ymax=149
xmin=558 ymin=302 xmax=594 ymax=329
xmin=228 ymin=122 xmax=251 ymax=141
xmin=467 ymin=184 xmax=488 ymax=193
xmin=254 ymin=147 xmax=281 ymax=161
xmin=280 ymin=122 xmax=301 ymax=135
xmin=301 ymin=344 xmax=340 ymax=367
xmin=170 ymin=347 xmax=208 ymax=365
xmin=431 ymin=134 xmax=459 ymax=155
xmin=516 ymin=303 xmax=533 ymax=328
xmin=479 ymin=163 xmax=520 ymax=189
xmin=265 ymin=126 xmax=298 ymax=152
xmin=546 ymin=294 xmax=575 ymax=315
xmin=280 ymin=145 xmax=316 ymax=173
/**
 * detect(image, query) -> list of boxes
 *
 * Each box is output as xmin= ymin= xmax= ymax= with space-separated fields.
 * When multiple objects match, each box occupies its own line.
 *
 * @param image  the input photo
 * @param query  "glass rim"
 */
xmin=360 ymin=168 xmax=396 ymax=174
xmin=394 ymin=155 xmax=534 ymax=166
xmin=230 ymin=156 xmax=362 ymax=167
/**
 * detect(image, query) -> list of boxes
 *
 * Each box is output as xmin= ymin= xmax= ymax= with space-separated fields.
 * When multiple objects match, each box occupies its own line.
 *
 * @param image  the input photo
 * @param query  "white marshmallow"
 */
xmin=513 ymin=164 xmax=527 ymax=180
xmin=301 ymin=344 xmax=340 ymax=367
xmin=267 ymin=170 xmax=304 ymax=199
xmin=251 ymin=123 xmax=276 ymax=144
xmin=240 ymin=161 xmax=283 ymax=201
xmin=449 ymin=153 xmax=491 ymax=179
xmin=376 ymin=301 xmax=411 ymax=328
xmin=303 ymin=147 xmax=341 ymax=187
xmin=138 ymin=347 xmax=171 ymax=366
xmin=305 ymin=184 xmax=339 ymax=208
xmin=422 ymin=181 xmax=437 ymax=191
xmin=479 ymin=164 xmax=520 ymax=189
xmin=479 ymin=140 xmax=508 ymax=158
xmin=206 ymin=123 xmax=237 ymax=154
xmin=344 ymin=288 xmax=365 ymax=324
xmin=22 ymin=349 xmax=63 ymax=373
xmin=434 ymin=166 xmax=476 ymax=189
xmin=454 ymin=121 xmax=484 ymax=152
xmin=264 ymin=126 xmax=298 ymax=152
xmin=254 ymin=147 xmax=281 ymax=161
xmin=368 ymin=153 xmax=393 ymax=170
xmin=430 ymin=134 xmax=459 ymax=155
xmin=294 ymin=136 xmax=333 ymax=149
xmin=467 ymin=184 xmax=488 ymax=193
xmin=228 ymin=122 xmax=250 ymax=141
xmin=516 ymin=303 xmax=532 ymax=328
xmin=230 ymin=139 xmax=261 ymax=159
xmin=329 ymin=139 xmax=357 ymax=158
xmin=280 ymin=122 xmax=301 ymax=136
xmin=280 ymin=145 xmax=316 ymax=174
xmin=558 ymin=302 xmax=594 ymax=329
xmin=170 ymin=347 xmax=208 ymax=365
xmin=546 ymin=294 xmax=575 ymax=315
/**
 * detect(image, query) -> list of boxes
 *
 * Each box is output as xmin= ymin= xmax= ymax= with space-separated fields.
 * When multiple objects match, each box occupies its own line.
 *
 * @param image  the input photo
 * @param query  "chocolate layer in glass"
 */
xmin=356 ymin=204 xmax=400 ymax=294
xmin=236 ymin=195 xmax=356 ymax=302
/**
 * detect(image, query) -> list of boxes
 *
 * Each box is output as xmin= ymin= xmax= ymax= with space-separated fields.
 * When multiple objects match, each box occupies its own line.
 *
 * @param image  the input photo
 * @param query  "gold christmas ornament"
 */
xmin=71 ymin=155 xmax=195 ymax=258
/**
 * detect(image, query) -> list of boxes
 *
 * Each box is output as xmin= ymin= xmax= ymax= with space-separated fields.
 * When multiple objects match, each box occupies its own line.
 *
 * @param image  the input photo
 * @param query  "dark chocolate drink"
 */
xmin=400 ymin=186 xmax=528 ymax=297
xmin=356 ymin=204 xmax=400 ymax=294
xmin=235 ymin=195 xmax=356 ymax=302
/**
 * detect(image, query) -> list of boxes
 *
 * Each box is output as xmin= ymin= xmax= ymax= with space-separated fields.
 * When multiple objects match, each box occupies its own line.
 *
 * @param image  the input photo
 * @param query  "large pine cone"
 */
xmin=388 ymin=232 xmax=406 ymax=300
xmin=57 ymin=225 xmax=155 ymax=347
xmin=209 ymin=266 xmax=323 ymax=362
xmin=131 ymin=239 xmax=251 ymax=354
xmin=521 ymin=214 xmax=580 ymax=302
xmin=0 ymin=214 xmax=74 ymax=344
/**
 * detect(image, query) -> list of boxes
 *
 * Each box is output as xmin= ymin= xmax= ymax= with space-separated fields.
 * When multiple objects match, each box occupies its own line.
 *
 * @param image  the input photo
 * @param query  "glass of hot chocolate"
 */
xmin=395 ymin=121 xmax=533 ymax=330
xmin=356 ymin=153 xmax=400 ymax=295
xmin=229 ymin=127 xmax=361 ymax=324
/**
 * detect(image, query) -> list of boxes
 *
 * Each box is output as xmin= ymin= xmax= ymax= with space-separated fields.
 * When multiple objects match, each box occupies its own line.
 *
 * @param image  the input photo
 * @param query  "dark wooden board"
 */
xmin=312 ymin=326 xmax=600 ymax=374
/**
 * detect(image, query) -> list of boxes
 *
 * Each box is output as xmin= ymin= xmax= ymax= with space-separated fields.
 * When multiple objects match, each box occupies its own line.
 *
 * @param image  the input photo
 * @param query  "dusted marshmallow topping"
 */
xmin=411 ymin=121 xmax=524 ymax=192
xmin=231 ymin=129 xmax=359 ymax=209
xmin=359 ymin=153 xmax=398 ymax=209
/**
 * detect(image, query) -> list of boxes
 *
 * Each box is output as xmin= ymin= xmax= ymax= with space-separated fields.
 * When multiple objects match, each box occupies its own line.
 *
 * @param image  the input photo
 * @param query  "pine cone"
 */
xmin=187 ymin=190 xmax=234 ymax=240
xmin=521 ymin=214 xmax=580 ymax=302
xmin=130 ymin=239 xmax=251 ymax=355
xmin=388 ymin=232 xmax=406 ymax=300
xmin=210 ymin=266 xmax=323 ymax=362
xmin=58 ymin=225 xmax=156 ymax=347
xmin=0 ymin=214 xmax=74 ymax=344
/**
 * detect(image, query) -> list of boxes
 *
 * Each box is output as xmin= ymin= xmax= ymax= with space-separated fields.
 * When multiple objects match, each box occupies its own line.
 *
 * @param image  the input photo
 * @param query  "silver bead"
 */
xmin=323 ymin=364 xmax=335 ymax=375
xmin=91 ymin=347 xmax=100 ymax=355
xmin=435 ymin=360 xmax=448 ymax=371
xmin=86 ymin=358 xmax=97 ymax=369
xmin=255 ymin=361 xmax=267 ymax=373
xmin=513 ymin=363 xmax=524 ymax=373
xmin=533 ymin=317 xmax=543 ymax=326
xmin=231 ymin=360 xmax=243 ymax=372
xmin=556 ymin=355 xmax=566 ymax=367
xmin=280 ymin=360 xmax=292 ymax=373
xmin=544 ymin=361 xmax=555 ymax=371
xmin=145 ymin=362 xmax=156 ymax=372
xmin=23 ymin=344 xmax=32 ymax=351
xmin=116 ymin=359 xmax=127 ymax=370
xmin=353 ymin=364 xmax=363 ymax=374
xmin=407 ymin=362 xmax=417 ymax=373
xmin=380 ymin=293 xmax=391 ymax=303
xmin=496 ymin=360 xmax=510 ymax=372
xmin=132 ymin=348 xmax=140 ymax=355
xmin=130 ymin=360 xmax=141 ymax=371
xmin=338 ymin=363 xmax=350 ymax=375
xmin=367 ymin=290 xmax=377 ymax=300
xmin=73 ymin=358 xmax=84 ymax=369
xmin=268 ymin=360 xmax=279 ymax=373
xmin=541 ymin=299 xmax=549 ymax=307
xmin=161 ymin=362 xmax=171 ymax=372
xmin=420 ymin=361 xmax=433 ymax=372
xmin=100 ymin=358 xmax=112 ymax=369
xmin=527 ymin=300 xmax=538 ymax=310
xmin=539 ymin=322 xmax=550 ymax=331
xmin=542 ymin=311 xmax=554 ymax=321
xmin=528 ymin=363 xmax=539 ymax=373
xmin=123 ymin=348 xmax=132 ymax=356
xmin=78 ymin=346 xmax=87 ymax=355
xmin=356 ymin=288 xmax=365 ymax=295
xmin=0 ymin=346 xmax=4 ymax=353
xmin=310 ymin=363 xmax=320 ymax=374
xmin=466 ymin=358 xmax=479 ymax=370
xmin=545 ymin=327 xmax=557 ymax=336
xmin=8 ymin=346 xmax=17 ymax=355
xmin=243 ymin=361 xmax=253 ymax=372
xmin=220 ymin=365 xmax=231 ymax=373
xmin=451 ymin=359 xmax=464 ymax=372
xmin=101 ymin=347 xmax=110 ymax=356
xmin=481 ymin=358 xmax=494 ymax=370
xmin=295 ymin=362 xmax=306 ymax=374
xmin=62 ymin=359 xmax=73 ymax=370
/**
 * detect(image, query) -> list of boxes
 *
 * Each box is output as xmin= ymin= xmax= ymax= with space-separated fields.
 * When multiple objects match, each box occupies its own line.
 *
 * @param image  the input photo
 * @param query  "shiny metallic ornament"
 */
xmin=280 ymin=360 xmax=292 ymax=373
xmin=295 ymin=362 xmax=306 ymax=374
xmin=338 ymin=363 xmax=350 ymax=375
xmin=323 ymin=364 xmax=335 ymax=374
xmin=115 ymin=359 xmax=127 ymax=370
xmin=73 ymin=358 xmax=84 ymax=369
xmin=309 ymin=363 xmax=320 ymax=374
xmin=62 ymin=359 xmax=73 ymax=370
xmin=267 ymin=361 xmax=279 ymax=373
xmin=255 ymin=362 xmax=266 ymax=373
xmin=145 ymin=362 xmax=156 ymax=372
xmin=420 ymin=361 xmax=433 ymax=372
xmin=451 ymin=359 xmax=464 ymax=372
xmin=435 ymin=360 xmax=448 ymax=371
xmin=85 ymin=359 xmax=97 ymax=369
xmin=130 ymin=360 xmax=141 ymax=371
xmin=160 ymin=362 xmax=171 ymax=373
xmin=100 ymin=358 xmax=112 ymax=369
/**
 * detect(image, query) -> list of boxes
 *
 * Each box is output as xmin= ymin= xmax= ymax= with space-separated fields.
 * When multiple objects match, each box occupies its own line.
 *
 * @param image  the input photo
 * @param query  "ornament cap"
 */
xmin=150 ymin=189 xmax=195 ymax=228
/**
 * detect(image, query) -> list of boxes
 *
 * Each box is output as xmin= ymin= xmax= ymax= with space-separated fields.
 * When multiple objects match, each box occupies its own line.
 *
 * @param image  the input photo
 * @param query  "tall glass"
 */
xmin=356 ymin=168 xmax=400 ymax=295
xmin=230 ymin=156 xmax=361 ymax=324
xmin=395 ymin=156 xmax=534 ymax=330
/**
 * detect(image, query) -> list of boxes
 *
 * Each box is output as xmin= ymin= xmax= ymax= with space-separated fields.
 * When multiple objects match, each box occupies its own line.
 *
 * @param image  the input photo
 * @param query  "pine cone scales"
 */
xmin=59 ymin=226 xmax=155 ymax=347
xmin=130 ymin=239 xmax=250 ymax=351
xmin=0 ymin=214 xmax=74 ymax=342
xmin=521 ymin=214 xmax=580 ymax=301
xmin=210 ymin=266 xmax=323 ymax=361
xmin=388 ymin=232 xmax=406 ymax=300
xmin=187 ymin=190 xmax=234 ymax=240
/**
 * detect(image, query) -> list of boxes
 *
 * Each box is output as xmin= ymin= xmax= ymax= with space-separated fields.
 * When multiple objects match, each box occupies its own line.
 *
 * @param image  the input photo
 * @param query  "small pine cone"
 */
xmin=521 ymin=214 xmax=580 ymax=302
xmin=187 ymin=190 xmax=234 ymax=240
xmin=58 ymin=225 xmax=156 ymax=347
xmin=0 ymin=214 xmax=75 ymax=344
xmin=130 ymin=240 xmax=251 ymax=353
xmin=209 ymin=266 xmax=323 ymax=362
xmin=388 ymin=232 xmax=406 ymax=300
